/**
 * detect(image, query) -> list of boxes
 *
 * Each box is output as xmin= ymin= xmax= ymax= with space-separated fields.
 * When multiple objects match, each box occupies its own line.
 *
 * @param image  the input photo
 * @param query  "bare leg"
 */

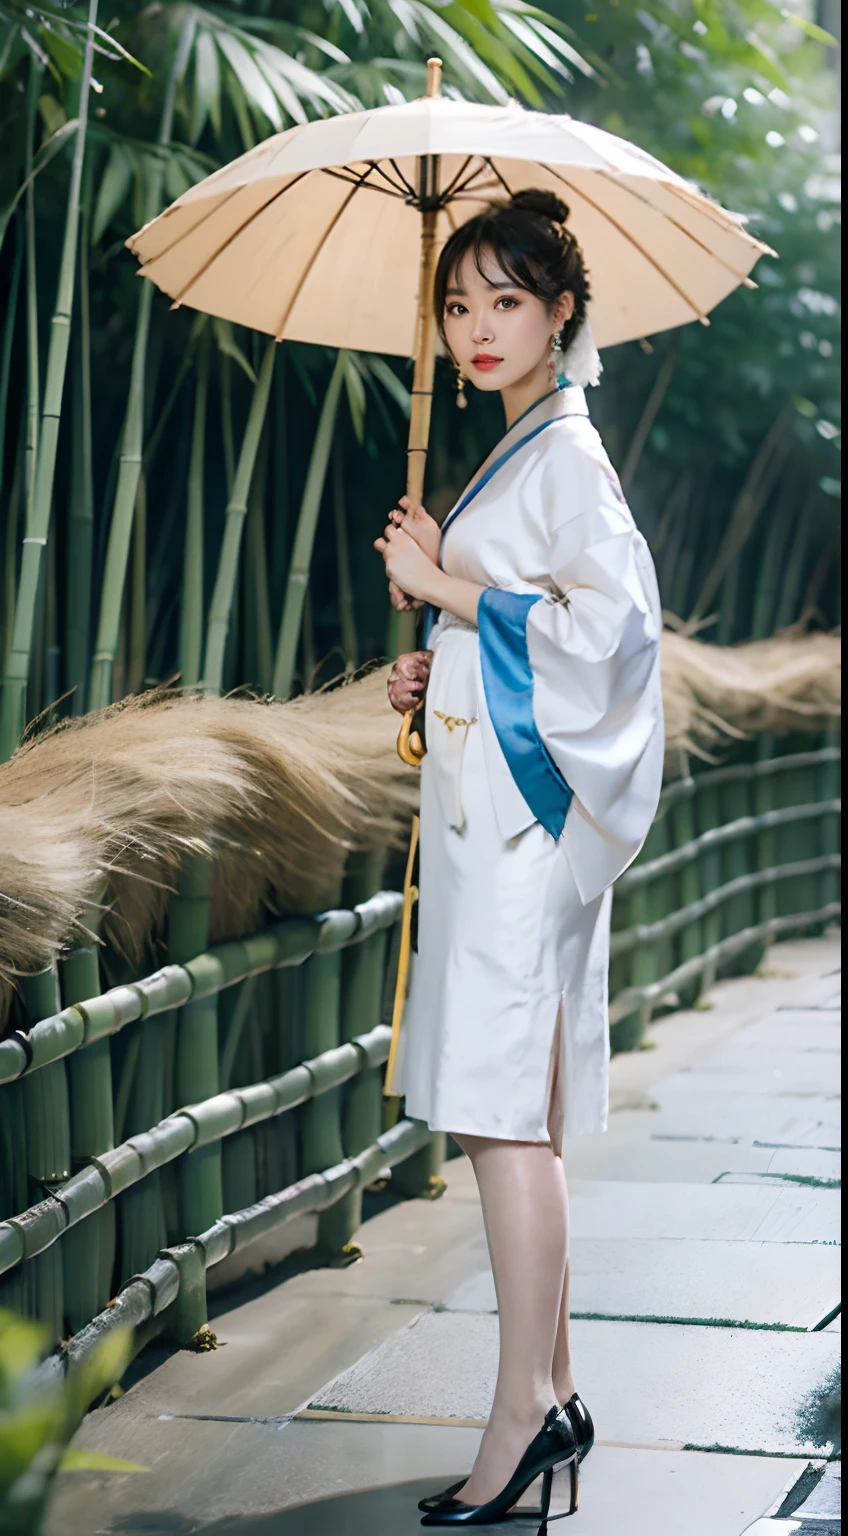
xmin=452 ymin=1133 xmax=568 ymax=1506
xmin=552 ymin=1157 xmax=578 ymax=1405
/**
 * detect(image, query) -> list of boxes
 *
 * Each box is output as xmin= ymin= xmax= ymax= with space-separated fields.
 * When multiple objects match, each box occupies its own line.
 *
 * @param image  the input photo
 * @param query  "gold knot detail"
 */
xmin=434 ymin=711 xmax=477 ymax=732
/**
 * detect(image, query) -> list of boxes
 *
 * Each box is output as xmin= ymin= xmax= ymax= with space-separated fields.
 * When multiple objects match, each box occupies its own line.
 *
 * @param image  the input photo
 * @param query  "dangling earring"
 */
xmin=455 ymin=365 xmax=468 ymax=410
xmin=551 ymin=330 xmax=569 ymax=387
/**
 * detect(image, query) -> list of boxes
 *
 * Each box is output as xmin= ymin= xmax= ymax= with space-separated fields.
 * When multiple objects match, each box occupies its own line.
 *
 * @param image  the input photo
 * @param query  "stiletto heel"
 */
xmin=419 ymin=1404 xmax=578 ymax=1527
xmin=564 ymin=1392 xmax=594 ymax=1463
xmin=418 ymin=1393 xmax=594 ymax=1512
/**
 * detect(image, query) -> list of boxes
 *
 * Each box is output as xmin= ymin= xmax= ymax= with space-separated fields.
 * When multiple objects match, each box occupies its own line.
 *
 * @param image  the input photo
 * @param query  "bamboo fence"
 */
xmin=0 ymin=735 xmax=839 ymax=1410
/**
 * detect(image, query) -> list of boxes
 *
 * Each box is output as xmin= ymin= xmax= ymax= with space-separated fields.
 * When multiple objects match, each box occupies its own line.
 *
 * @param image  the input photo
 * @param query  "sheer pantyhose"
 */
xmin=451 ymin=1134 xmax=576 ymax=1506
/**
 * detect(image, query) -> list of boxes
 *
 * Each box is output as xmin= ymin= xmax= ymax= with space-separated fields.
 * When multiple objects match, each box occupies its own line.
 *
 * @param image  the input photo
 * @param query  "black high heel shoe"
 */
xmin=564 ymin=1392 xmax=595 ymax=1463
xmin=419 ymin=1404 xmax=578 ymax=1532
xmin=417 ymin=1393 xmax=594 ymax=1512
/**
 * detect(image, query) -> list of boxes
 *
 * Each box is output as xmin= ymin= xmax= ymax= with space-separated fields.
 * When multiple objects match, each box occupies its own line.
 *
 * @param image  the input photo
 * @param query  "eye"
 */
xmin=496 ymin=296 xmax=519 ymax=310
xmin=446 ymin=302 xmax=468 ymax=316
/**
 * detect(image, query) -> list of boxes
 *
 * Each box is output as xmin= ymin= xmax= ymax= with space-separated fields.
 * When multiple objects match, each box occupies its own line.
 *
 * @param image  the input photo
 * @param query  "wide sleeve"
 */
xmin=477 ymin=477 xmax=664 ymax=897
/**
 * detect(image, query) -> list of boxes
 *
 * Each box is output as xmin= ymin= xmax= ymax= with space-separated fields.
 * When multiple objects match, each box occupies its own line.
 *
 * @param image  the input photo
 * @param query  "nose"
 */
xmin=470 ymin=310 xmax=494 ymax=346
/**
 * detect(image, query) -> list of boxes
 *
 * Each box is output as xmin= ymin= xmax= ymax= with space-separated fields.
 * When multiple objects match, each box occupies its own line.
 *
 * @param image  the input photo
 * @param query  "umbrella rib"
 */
xmin=439 ymin=155 xmax=476 ymax=203
xmin=388 ymin=158 xmax=417 ymax=198
xmin=320 ymin=165 xmax=406 ymax=200
xmin=165 ymin=170 xmax=312 ymax=309
xmin=672 ymin=180 xmax=775 ymax=253
xmin=597 ymin=171 xmax=764 ymax=287
xmin=540 ymin=162 xmax=711 ymax=325
xmin=274 ymin=178 xmax=366 ymax=343
xmin=130 ymin=183 xmax=245 ymax=267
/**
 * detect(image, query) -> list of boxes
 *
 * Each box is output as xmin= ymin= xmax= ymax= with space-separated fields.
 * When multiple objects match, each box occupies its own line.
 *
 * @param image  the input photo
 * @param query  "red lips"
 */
xmin=472 ymin=353 xmax=502 ymax=371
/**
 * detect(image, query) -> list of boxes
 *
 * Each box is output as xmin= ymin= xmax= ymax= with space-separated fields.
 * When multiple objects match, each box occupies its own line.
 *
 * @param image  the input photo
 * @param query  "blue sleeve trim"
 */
xmin=477 ymin=588 xmax=573 ymax=841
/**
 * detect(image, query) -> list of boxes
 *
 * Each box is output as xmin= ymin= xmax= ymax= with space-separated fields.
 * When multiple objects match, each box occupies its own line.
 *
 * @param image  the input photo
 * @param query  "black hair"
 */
xmin=434 ymin=188 xmax=590 ymax=353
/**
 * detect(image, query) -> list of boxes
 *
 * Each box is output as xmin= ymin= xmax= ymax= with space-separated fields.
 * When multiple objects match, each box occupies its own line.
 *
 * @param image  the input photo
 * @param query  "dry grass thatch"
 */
xmin=0 ymin=629 xmax=839 ymax=1030
xmin=662 ymin=627 xmax=840 ymax=759
xmin=0 ymin=666 xmax=417 ymax=1021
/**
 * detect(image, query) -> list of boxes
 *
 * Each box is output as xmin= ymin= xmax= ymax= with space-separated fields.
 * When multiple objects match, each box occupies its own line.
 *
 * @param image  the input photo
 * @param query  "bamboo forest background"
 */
xmin=0 ymin=0 xmax=841 ymax=750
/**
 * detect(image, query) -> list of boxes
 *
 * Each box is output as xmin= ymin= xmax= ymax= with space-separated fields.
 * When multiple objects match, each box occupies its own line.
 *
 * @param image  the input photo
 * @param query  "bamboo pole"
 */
xmin=179 ymin=330 xmax=210 ymax=687
xmin=169 ymin=852 xmax=223 ymax=1237
xmin=272 ymin=351 xmax=346 ymax=698
xmin=333 ymin=442 xmax=358 ymax=675
xmin=87 ymin=12 xmax=196 ymax=711
xmin=0 ymin=209 xmax=22 ymax=515
xmin=204 ymin=337 xmax=276 ymax=695
xmin=66 ymin=154 xmax=95 ymax=713
xmin=61 ymin=904 xmax=116 ymax=1330
xmin=0 ymin=13 xmax=97 ymax=759
xmin=387 ymin=57 xmax=443 ymax=661
xmin=21 ymin=966 xmax=70 ymax=1342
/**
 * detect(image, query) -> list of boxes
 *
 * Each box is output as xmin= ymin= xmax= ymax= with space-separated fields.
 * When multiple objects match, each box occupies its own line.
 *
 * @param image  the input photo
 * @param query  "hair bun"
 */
xmin=510 ymin=188 xmax=570 ymax=228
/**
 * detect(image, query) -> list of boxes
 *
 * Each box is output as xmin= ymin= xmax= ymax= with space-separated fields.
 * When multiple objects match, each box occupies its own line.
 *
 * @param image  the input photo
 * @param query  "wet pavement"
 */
xmin=46 ymin=934 xmax=841 ymax=1535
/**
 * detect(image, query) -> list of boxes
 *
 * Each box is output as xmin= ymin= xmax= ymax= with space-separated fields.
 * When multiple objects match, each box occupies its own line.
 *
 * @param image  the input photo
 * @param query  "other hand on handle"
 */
xmin=387 ymin=651 xmax=433 ymax=716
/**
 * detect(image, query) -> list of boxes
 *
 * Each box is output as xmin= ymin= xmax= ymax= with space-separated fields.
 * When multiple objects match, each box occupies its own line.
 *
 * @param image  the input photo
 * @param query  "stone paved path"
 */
xmin=47 ymin=935 xmax=841 ymax=1535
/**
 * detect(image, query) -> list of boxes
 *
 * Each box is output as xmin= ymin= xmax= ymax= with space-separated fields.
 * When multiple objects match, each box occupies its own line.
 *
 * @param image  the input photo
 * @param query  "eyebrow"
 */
xmin=445 ymin=279 xmax=520 ymax=296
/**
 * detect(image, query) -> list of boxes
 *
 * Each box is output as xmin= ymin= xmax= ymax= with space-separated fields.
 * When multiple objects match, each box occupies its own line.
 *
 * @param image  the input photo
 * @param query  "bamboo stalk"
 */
xmin=244 ymin=419 xmax=273 ymax=691
xmin=692 ymin=408 xmax=794 ymax=621
xmin=0 ymin=209 xmax=22 ymax=514
xmin=620 ymin=339 xmax=678 ymax=491
xmin=23 ymin=60 xmax=41 ymax=534
xmin=169 ymin=852 xmax=223 ymax=1236
xmin=87 ymin=13 xmax=196 ymax=712
xmin=127 ymin=472 xmax=147 ymax=692
xmin=179 ymin=330 xmax=210 ymax=688
xmin=204 ymin=337 xmax=276 ymax=694
xmin=21 ymin=966 xmax=70 ymax=1341
xmin=0 ymin=14 xmax=97 ymax=759
xmin=333 ymin=441 xmax=358 ymax=675
xmin=272 ymin=352 xmax=346 ymax=699
xmin=61 ymin=904 xmax=116 ymax=1330
xmin=66 ymin=154 xmax=95 ymax=713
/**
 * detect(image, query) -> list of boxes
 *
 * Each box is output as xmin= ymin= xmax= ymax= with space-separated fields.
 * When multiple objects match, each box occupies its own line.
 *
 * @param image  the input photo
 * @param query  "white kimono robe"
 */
xmin=394 ymin=385 xmax=664 ymax=1147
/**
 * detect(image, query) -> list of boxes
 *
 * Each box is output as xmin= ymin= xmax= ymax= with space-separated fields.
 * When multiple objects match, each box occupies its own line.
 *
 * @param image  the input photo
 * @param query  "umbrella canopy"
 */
xmin=127 ymin=80 xmax=772 ymax=355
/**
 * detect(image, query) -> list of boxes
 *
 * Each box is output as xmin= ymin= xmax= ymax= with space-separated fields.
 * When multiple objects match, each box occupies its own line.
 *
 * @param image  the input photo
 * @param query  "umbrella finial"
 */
xmin=426 ymin=57 xmax=443 ymax=97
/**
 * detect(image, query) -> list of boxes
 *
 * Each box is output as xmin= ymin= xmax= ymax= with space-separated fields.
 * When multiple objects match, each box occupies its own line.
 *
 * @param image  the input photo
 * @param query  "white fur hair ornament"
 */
xmin=564 ymin=314 xmax=603 ymax=389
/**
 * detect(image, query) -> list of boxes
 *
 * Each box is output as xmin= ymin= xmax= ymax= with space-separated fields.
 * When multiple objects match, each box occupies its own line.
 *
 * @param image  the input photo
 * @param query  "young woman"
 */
xmin=375 ymin=189 xmax=665 ymax=1530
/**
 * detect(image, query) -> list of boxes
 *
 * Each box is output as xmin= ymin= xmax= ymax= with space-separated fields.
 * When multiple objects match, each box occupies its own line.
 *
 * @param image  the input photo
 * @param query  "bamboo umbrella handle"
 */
xmin=397 ymin=709 xmax=426 ymax=766
xmin=393 ymin=58 xmax=443 ymax=747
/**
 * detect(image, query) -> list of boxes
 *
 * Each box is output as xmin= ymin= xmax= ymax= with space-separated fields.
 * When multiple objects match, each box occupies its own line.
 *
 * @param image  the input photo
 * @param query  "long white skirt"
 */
xmin=395 ymin=624 xmax=612 ymax=1149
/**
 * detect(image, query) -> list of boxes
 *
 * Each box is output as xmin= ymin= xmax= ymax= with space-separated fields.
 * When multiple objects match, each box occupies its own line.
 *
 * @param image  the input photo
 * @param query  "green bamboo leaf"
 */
xmin=41 ymin=27 xmax=81 ymax=80
xmin=0 ymin=117 xmax=77 ymax=257
xmin=0 ymin=1404 xmax=63 ymax=1491
xmin=85 ymin=22 xmax=151 ymax=75
xmin=456 ymin=0 xmax=500 ymax=27
xmin=91 ymin=142 xmax=132 ymax=244
xmin=361 ymin=355 xmax=411 ymax=418
xmin=191 ymin=27 xmax=220 ymax=142
xmin=58 ymin=1449 xmax=149 ymax=1474
xmin=212 ymin=317 xmax=256 ymax=383
xmin=780 ymin=10 xmax=839 ymax=45
xmin=341 ymin=352 xmax=366 ymax=443
xmin=163 ymin=151 xmax=192 ymax=203
xmin=215 ymin=29 xmax=283 ymax=130
xmin=65 ymin=1327 xmax=132 ymax=1423
xmin=0 ymin=1309 xmax=49 ymax=1383
xmin=254 ymin=51 xmax=307 ymax=125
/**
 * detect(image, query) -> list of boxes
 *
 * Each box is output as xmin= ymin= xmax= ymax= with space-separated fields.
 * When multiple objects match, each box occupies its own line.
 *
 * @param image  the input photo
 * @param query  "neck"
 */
xmin=500 ymin=361 xmax=556 ymax=430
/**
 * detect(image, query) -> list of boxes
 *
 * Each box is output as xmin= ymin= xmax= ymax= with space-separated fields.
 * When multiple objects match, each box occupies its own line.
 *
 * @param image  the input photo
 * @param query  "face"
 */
xmin=442 ymin=248 xmax=574 ymax=395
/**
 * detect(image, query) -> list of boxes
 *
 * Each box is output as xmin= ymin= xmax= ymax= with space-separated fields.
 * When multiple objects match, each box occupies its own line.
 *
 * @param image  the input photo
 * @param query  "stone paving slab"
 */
xmin=612 ymin=1093 xmax=841 ymax=1150
xmin=678 ymin=1056 xmax=840 ymax=1099
xmin=309 ymin=1311 xmax=840 ymax=1456
xmin=444 ymin=1238 xmax=840 ymax=1329
xmin=85 ymin=1292 xmax=426 ymax=1421
xmin=561 ymin=1133 xmax=780 ymax=1184
xmin=568 ymin=1179 xmax=841 ymax=1244
xmin=44 ymin=1417 xmax=810 ymax=1536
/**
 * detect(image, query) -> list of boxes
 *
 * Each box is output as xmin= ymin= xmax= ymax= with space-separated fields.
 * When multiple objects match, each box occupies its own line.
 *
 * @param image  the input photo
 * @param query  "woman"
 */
xmin=375 ymin=190 xmax=664 ymax=1530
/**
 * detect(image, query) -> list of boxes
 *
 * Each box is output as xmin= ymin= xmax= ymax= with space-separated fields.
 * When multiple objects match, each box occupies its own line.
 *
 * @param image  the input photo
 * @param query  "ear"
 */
xmin=553 ymin=291 xmax=575 ymax=331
